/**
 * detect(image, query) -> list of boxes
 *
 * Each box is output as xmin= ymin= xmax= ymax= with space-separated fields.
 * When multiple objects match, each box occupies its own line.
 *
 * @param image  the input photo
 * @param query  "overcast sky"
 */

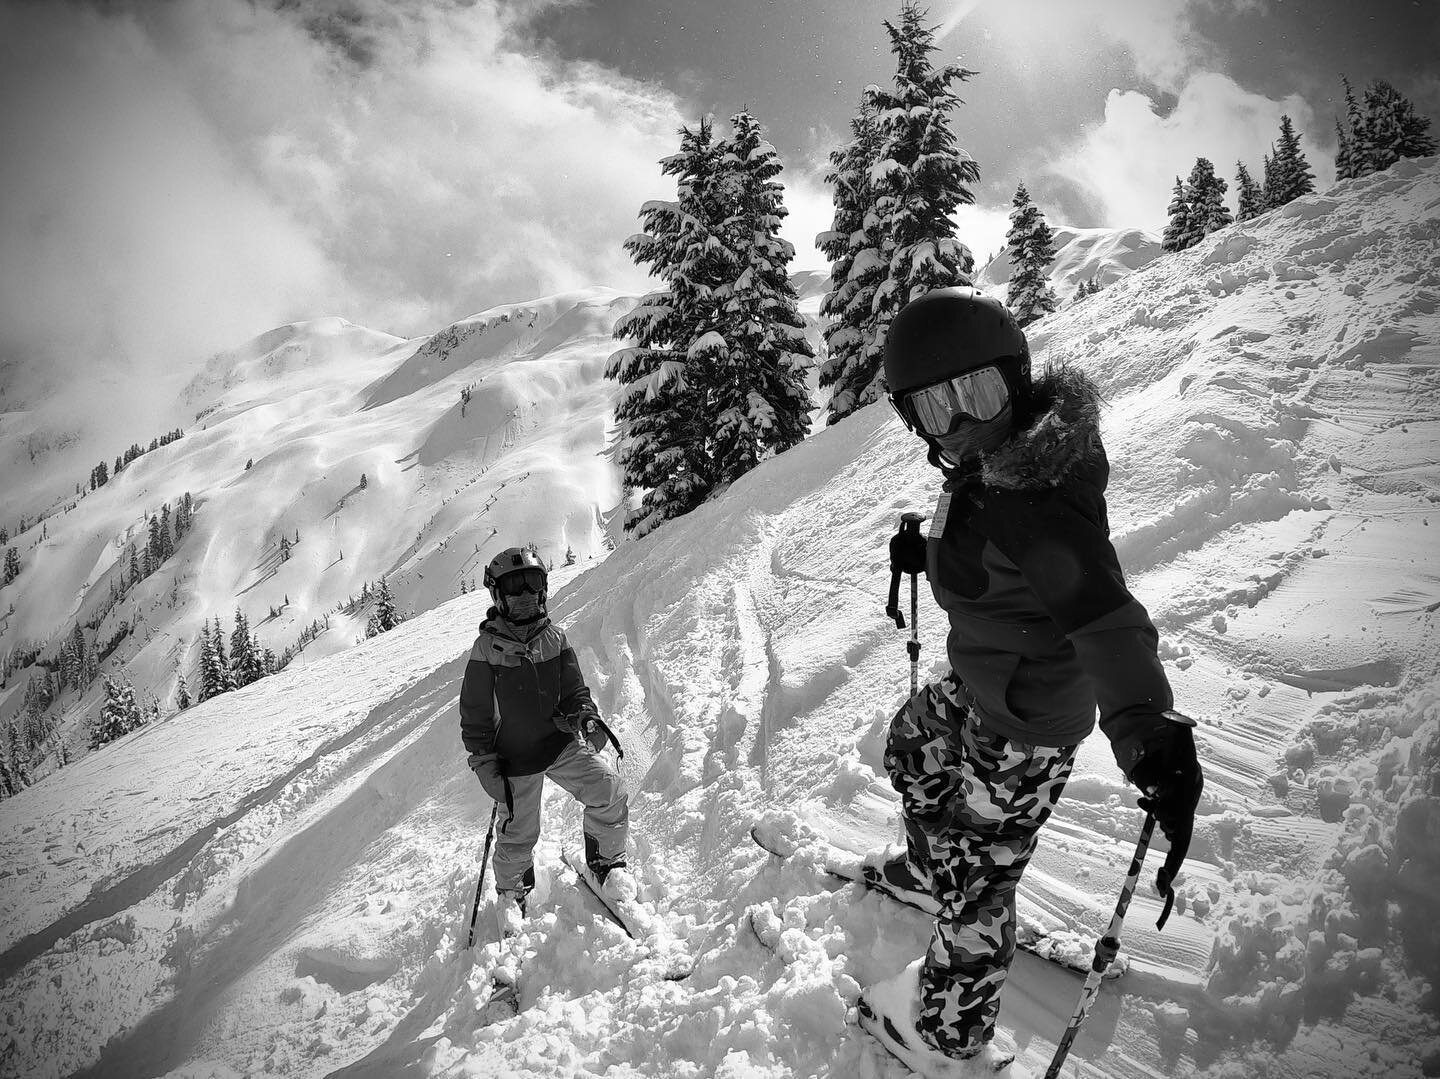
xmin=1 ymin=0 xmax=1435 ymax=445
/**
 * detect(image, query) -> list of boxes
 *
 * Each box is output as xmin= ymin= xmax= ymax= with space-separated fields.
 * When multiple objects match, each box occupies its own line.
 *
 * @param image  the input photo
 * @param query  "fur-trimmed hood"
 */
xmin=946 ymin=366 xmax=1104 ymax=492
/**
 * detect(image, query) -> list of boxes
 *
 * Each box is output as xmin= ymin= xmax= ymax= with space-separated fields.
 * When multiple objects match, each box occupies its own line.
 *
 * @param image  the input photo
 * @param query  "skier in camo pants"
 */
xmin=862 ymin=288 xmax=1205 ymax=1073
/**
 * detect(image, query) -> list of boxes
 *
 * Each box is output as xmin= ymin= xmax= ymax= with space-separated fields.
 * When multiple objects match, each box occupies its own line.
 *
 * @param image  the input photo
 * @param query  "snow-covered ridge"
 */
xmin=1 ymin=159 xmax=1437 ymax=1077
xmin=978 ymin=223 xmax=1163 ymax=303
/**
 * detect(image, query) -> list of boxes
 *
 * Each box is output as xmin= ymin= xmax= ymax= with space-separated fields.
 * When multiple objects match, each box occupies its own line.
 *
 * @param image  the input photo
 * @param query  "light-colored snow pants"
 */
xmin=491 ymin=740 xmax=628 ymax=893
xmin=884 ymin=672 xmax=1076 ymax=1057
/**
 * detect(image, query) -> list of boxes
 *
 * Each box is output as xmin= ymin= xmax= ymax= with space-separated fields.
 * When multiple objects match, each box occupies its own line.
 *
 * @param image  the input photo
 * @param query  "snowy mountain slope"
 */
xmin=0 ymin=290 xmax=636 ymax=784
xmin=978 ymin=224 xmax=1163 ymax=305
xmin=2 ymin=158 xmax=1438 ymax=1079
xmin=1 ymin=281 xmax=834 ymax=789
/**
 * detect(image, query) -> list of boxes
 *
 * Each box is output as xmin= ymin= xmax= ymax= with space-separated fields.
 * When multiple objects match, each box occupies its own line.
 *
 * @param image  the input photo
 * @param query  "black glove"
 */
xmin=554 ymin=709 xmax=585 ymax=735
xmin=581 ymin=718 xmax=607 ymax=753
xmin=467 ymin=752 xmax=506 ymax=804
xmin=1118 ymin=711 xmax=1203 ymax=926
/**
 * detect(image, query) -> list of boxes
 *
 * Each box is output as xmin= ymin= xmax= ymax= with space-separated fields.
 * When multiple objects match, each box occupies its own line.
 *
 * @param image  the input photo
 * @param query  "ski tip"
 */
xmin=749 ymin=822 xmax=798 ymax=859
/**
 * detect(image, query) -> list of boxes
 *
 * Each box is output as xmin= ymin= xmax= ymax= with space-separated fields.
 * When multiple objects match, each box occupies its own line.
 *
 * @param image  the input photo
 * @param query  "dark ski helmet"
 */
xmin=483 ymin=546 xmax=548 ymax=623
xmin=883 ymin=286 xmax=1031 ymax=406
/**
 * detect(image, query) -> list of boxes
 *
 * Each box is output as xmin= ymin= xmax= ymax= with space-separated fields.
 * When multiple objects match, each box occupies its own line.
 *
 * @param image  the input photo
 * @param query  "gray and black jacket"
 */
xmin=927 ymin=367 xmax=1173 ymax=762
xmin=458 ymin=610 xmax=600 ymax=777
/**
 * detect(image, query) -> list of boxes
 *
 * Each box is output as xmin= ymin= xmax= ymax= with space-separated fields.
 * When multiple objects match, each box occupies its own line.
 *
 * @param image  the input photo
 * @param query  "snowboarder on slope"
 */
xmin=864 ymin=287 xmax=1204 ymax=1073
xmin=459 ymin=547 xmax=630 ymax=935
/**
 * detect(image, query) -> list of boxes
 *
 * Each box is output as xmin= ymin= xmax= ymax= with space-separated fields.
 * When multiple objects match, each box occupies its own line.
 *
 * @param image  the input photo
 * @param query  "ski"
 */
xmin=560 ymin=847 xmax=694 ymax=981
xmin=750 ymin=821 xmax=1126 ymax=979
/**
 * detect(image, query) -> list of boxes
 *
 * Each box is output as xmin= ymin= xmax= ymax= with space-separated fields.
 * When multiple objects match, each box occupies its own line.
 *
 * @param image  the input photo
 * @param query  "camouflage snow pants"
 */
xmin=883 ymin=672 xmax=1077 ymax=1057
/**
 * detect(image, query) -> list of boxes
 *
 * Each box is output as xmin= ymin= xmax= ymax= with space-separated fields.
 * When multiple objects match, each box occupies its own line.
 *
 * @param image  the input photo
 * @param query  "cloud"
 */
xmin=1051 ymin=72 xmax=1332 ymax=233
xmin=0 ymin=0 xmax=687 ymax=461
xmin=938 ymin=0 xmax=1235 ymax=92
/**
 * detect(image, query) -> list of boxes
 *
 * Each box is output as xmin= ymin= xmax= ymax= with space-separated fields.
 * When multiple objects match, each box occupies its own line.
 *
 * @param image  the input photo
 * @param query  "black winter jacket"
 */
xmin=458 ymin=610 xmax=600 ymax=776
xmin=927 ymin=367 xmax=1174 ymax=758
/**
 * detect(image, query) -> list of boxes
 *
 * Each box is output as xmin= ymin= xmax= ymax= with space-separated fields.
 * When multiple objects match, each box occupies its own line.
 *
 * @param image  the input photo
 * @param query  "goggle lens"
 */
xmin=497 ymin=568 xmax=546 ymax=596
xmin=896 ymin=365 xmax=1010 ymax=435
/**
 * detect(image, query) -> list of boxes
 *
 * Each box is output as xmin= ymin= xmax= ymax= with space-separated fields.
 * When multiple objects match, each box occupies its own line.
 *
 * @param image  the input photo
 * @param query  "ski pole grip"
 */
xmin=886 ymin=567 xmax=905 ymax=629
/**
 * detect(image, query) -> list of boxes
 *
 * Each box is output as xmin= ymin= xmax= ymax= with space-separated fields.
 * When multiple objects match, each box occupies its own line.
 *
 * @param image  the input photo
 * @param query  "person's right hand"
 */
xmin=467 ymin=752 xmax=505 ymax=803
xmin=1120 ymin=711 xmax=1203 ymax=907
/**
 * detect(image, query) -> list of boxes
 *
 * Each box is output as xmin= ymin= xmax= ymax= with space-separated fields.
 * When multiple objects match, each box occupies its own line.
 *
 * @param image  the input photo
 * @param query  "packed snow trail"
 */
xmin=1 ymin=158 xmax=1437 ymax=1079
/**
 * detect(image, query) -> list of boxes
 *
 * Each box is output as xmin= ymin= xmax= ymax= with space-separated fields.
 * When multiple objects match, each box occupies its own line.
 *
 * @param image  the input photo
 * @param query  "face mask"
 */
xmin=504 ymin=592 xmax=546 ymax=624
xmin=931 ymin=405 xmax=1012 ymax=467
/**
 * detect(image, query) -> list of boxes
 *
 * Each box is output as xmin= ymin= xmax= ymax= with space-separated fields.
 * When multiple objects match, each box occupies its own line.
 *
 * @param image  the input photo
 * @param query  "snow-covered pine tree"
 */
xmin=1333 ymin=119 xmax=1355 ymax=183
xmin=865 ymin=3 xmax=979 ymax=380
xmin=176 ymin=669 xmax=190 ymax=710
xmin=818 ymin=96 xmax=886 ymax=424
xmin=90 ymin=677 xmax=144 ymax=749
xmin=1340 ymin=76 xmax=1372 ymax=179
xmin=197 ymin=625 xmax=219 ymax=702
xmin=1161 ymin=176 xmax=1193 ymax=252
xmin=1362 ymin=79 xmax=1437 ymax=172
xmin=1260 ymin=151 xmax=1278 ymax=211
xmin=1004 ymin=182 xmax=1059 ymax=327
xmin=2 ymin=547 xmax=18 ymax=584
xmin=230 ymin=610 xmax=263 ymax=687
xmin=374 ymin=577 xmax=401 ymax=633
xmin=609 ymin=118 xmax=727 ymax=538
xmin=211 ymin=618 xmax=234 ymax=694
xmin=1270 ymin=116 xmax=1315 ymax=207
xmin=1235 ymin=162 xmax=1264 ymax=222
xmin=1186 ymin=157 xmax=1231 ymax=237
xmin=706 ymin=109 xmax=814 ymax=485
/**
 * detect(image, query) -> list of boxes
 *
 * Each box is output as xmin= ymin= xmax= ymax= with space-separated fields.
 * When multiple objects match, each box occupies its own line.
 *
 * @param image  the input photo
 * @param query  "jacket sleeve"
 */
xmin=555 ymin=637 xmax=600 ymax=723
xmin=459 ymin=656 xmax=498 ymax=757
xmin=981 ymin=488 xmax=1174 ymax=757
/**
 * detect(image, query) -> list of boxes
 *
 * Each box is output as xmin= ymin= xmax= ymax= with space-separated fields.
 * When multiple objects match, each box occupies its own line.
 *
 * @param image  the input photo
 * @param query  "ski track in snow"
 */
xmin=1 ymin=160 xmax=1438 ymax=1079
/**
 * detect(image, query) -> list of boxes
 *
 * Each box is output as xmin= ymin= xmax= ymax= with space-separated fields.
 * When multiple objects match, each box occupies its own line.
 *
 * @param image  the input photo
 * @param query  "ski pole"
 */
xmin=908 ymin=571 xmax=920 ymax=698
xmin=886 ymin=512 xmax=927 ymax=846
xmin=1043 ymin=813 xmax=1156 ymax=1079
xmin=466 ymin=803 xmax=499 ymax=949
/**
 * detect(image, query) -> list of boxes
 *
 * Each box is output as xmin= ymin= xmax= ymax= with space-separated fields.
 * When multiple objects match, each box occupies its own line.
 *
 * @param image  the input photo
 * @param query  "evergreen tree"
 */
xmin=1185 ymin=157 xmax=1231 ymax=237
xmin=90 ymin=677 xmax=144 ymax=749
xmin=1004 ymin=183 xmax=1059 ymax=327
xmin=374 ymin=578 xmax=401 ymax=634
xmin=1340 ymin=76 xmax=1371 ymax=178
xmin=865 ymin=3 xmax=979 ymax=373
xmin=1235 ymin=162 xmax=1264 ymax=222
xmin=2 ymin=547 xmax=18 ymax=585
xmin=1270 ymin=116 xmax=1315 ymax=207
xmin=608 ymin=118 xmax=727 ymax=537
xmin=176 ymin=669 xmax=191 ymax=710
xmin=818 ymin=97 xmax=886 ymax=423
xmin=1333 ymin=119 xmax=1355 ymax=183
xmin=197 ymin=628 xmax=221 ymax=702
xmin=707 ymin=109 xmax=814 ymax=483
xmin=230 ymin=609 xmax=263 ymax=687
xmin=1161 ymin=176 xmax=1193 ymax=253
xmin=210 ymin=618 xmax=234 ymax=694
xmin=129 ymin=545 xmax=141 ymax=587
xmin=0 ymin=746 xmax=17 ymax=799
xmin=1363 ymin=79 xmax=1436 ymax=171
xmin=70 ymin=623 xmax=94 ymax=690
xmin=1260 ymin=151 xmax=1278 ymax=210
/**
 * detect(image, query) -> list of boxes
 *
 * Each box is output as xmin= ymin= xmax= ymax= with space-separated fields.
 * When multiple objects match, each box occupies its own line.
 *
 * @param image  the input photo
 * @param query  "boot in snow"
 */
xmin=496 ymin=889 xmax=527 ymax=939
xmin=857 ymin=958 xmax=1030 ymax=1077
xmin=862 ymin=848 xmax=932 ymax=898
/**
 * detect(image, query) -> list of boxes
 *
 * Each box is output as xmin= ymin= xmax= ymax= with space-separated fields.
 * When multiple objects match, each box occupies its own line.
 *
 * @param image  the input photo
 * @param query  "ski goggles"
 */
xmin=495 ymin=568 xmax=546 ymax=596
xmin=890 ymin=364 xmax=1011 ymax=436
